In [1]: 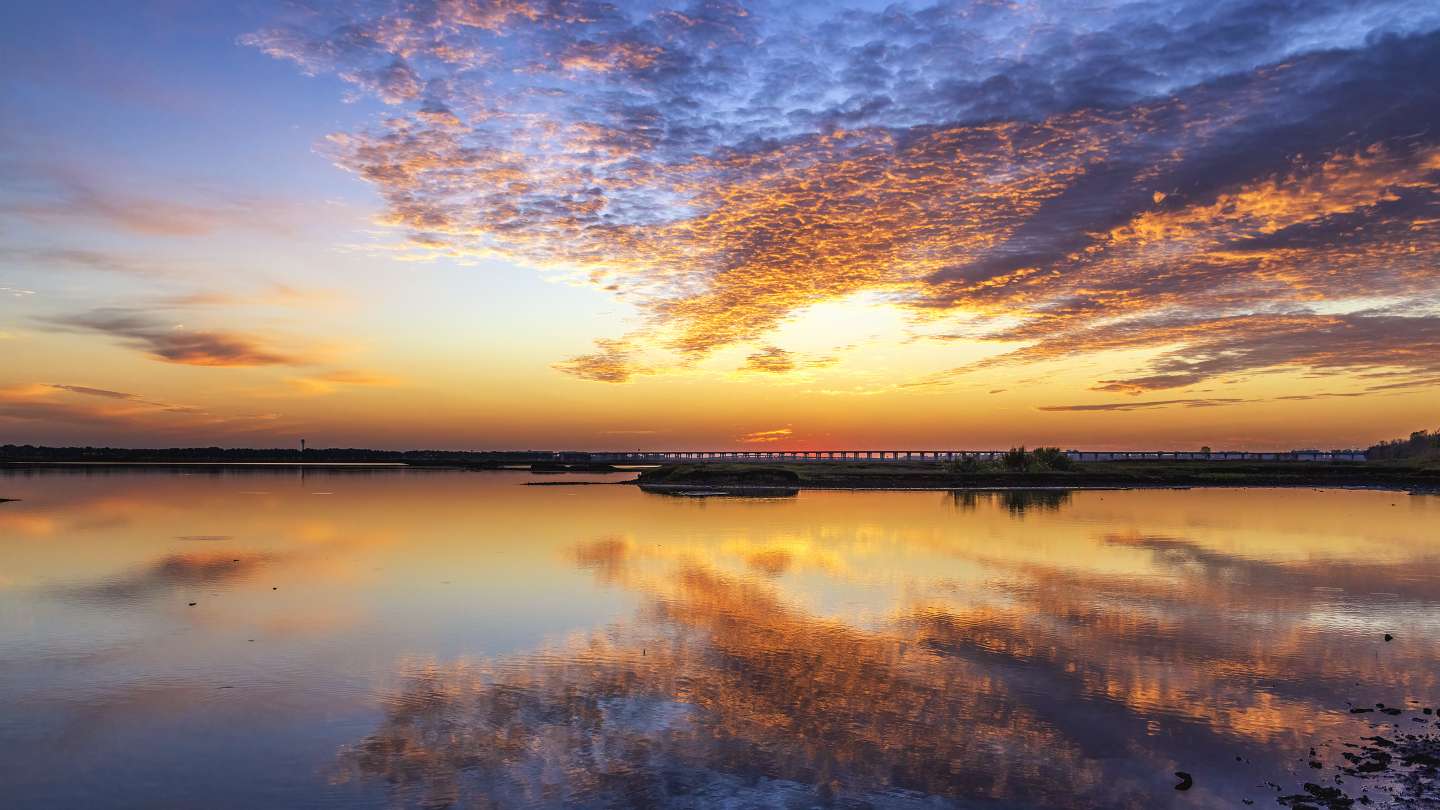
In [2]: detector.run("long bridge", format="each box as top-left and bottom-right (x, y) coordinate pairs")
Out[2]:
(570, 449), (1367, 463)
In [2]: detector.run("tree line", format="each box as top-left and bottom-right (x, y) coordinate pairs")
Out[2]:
(1366, 429), (1440, 461)
(0, 445), (552, 464)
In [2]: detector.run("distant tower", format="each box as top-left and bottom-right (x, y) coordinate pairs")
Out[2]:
(300, 438), (306, 456)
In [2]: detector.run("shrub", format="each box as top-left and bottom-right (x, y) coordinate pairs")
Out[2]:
(946, 455), (994, 474)
(1001, 446), (1029, 471)
(1032, 447), (1074, 470)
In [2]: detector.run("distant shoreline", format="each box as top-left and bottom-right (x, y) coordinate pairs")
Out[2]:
(5, 458), (1437, 494)
(631, 460), (1440, 494)
(0, 461), (410, 467)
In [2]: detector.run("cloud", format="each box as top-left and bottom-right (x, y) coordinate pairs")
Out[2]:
(740, 346), (837, 375)
(1070, 312), (1440, 393)
(738, 427), (792, 443)
(553, 338), (646, 383)
(742, 346), (794, 374)
(159, 284), (343, 309)
(0, 247), (167, 278)
(41, 308), (307, 367)
(46, 384), (141, 400)
(0, 383), (172, 429)
(0, 380), (185, 426)
(287, 370), (400, 394)
(0, 160), (303, 237)
(0, 382), (274, 436)
(0, 396), (137, 427)
(1038, 398), (1246, 413)
(249, 2), (1440, 392)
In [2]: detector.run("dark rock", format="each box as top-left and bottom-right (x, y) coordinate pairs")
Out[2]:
(1173, 771), (1193, 790)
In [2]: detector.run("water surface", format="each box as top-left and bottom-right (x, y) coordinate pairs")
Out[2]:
(2, 468), (1437, 808)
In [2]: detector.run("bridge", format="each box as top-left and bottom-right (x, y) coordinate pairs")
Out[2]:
(570, 449), (1367, 463)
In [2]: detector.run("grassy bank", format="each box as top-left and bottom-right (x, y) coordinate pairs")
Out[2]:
(635, 459), (1440, 492)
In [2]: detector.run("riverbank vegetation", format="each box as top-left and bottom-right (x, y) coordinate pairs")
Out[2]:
(1367, 428), (1440, 463)
(635, 458), (1440, 492)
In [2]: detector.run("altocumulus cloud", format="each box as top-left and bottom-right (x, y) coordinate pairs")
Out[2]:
(742, 346), (837, 375)
(248, 0), (1440, 391)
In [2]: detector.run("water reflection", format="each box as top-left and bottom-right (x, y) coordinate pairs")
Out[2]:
(2, 472), (1437, 809)
(948, 488), (1073, 515)
(56, 550), (279, 604)
(338, 520), (1440, 809)
(339, 554), (1111, 809)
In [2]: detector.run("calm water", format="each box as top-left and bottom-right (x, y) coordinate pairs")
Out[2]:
(1, 469), (1437, 809)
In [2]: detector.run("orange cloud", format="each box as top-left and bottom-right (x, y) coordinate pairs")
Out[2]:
(248, 0), (1440, 399)
(738, 427), (792, 443)
(551, 338), (646, 383)
(287, 370), (401, 395)
(43, 308), (309, 367)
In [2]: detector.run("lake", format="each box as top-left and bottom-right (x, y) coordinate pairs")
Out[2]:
(1, 468), (1437, 808)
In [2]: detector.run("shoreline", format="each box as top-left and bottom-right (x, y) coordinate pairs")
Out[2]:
(6, 459), (1437, 495)
(630, 461), (1440, 495)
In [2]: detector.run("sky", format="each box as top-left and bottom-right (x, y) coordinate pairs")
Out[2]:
(1, 0), (1437, 451)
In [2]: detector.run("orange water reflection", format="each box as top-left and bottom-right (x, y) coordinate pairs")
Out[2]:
(2, 471), (1437, 808)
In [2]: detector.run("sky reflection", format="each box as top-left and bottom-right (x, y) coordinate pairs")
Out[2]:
(1, 471), (1437, 807)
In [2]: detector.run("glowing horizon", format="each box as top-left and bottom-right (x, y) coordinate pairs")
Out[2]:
(2, 1), (1438, 451)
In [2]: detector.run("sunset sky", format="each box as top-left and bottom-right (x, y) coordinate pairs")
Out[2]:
(2, 0), (1437, 450)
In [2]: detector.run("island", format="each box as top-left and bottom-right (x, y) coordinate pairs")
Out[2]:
(633, 456), (1440, 494)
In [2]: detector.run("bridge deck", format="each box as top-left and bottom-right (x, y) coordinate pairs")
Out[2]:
(567, 450), (1366, 463)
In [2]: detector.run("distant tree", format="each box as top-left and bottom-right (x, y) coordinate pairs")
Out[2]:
(1001, 446), (1029, 471)
(1032, 447), (1073, 470)
(1366, 428), (1440, 461)
(1201, 446), (1212, 456)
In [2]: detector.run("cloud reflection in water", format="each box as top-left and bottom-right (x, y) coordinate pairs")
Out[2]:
(336, 517), (1440, 809)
